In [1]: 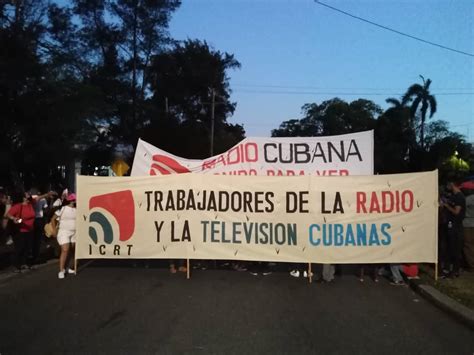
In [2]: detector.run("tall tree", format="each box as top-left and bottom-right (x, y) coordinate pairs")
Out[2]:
(146, 39), (243, 158)
(0, 0), (102, 188)
(374, 98), (412, 173)
(272, 98), (380, 137)
(72, 0), (181, 144)
(402, 75), (437, 150)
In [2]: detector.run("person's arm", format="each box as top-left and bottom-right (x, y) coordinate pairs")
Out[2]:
(33, 191), (53, 202)
(443, 203), (461, 216)
(5, 204), (20, 223)
(1, 208), (8, 229)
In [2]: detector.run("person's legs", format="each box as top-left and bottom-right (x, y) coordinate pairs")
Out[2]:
(438, 225), (448, 272)
(259, 262), (271, 275)
(59, 244), (70, 274)
(178, 259), (187, 272)
(359, 265), (365, 282)
(65, 243), (75, 272)
(12, 232), (25, 271)
(389, 264), (404, 283)
(464, 227), (474, 269)
(447, 225), (462, 275)
(372, 265), (379, 282)
(169, 260), (177, 273)
(322, 264), (335, 282)
(290, 262), (304, 277)
(249, 261), (259, 275)
(23, 232), (33, 267)
(453, 227), (464, 275)
(32, 218), (44, 264)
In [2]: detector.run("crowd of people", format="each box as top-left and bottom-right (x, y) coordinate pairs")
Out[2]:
(0, 187), (77, 279)
(0, 180), (473, 283)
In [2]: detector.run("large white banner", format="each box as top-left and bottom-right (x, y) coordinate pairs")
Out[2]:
(131, 131), (374, 177)
(76, 171), (438, 263)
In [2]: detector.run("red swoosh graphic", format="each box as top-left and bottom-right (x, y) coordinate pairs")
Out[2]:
(149, 154), (191, 175)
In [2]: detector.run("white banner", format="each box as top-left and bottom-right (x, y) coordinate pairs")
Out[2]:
(76, 171), (438, 263)
(131, 131), (374, 177)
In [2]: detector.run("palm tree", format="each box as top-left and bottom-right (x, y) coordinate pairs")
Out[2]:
(402, 75), (437, 149)
(385, 97), (404, 109)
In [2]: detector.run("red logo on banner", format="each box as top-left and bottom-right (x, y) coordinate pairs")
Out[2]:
(88, 190), (135, 244)
(149, 154), (191, 175)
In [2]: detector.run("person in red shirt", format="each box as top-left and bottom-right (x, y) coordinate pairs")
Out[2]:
(6, 190), (51, 273)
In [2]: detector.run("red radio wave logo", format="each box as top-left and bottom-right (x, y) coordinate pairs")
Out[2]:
(88, 190), (135, 244)
(149, 154), (190, 175)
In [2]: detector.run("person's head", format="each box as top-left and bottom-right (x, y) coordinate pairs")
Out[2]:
(24, 190), (33, 200)
(447, 181), (461, 193)
(0, 187), (7, 204)
(65, 193), (76, 207)
(11, 190), (26, 204)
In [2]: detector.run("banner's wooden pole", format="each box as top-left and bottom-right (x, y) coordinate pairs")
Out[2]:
(186, 259), (190, 279)
(308, 263), (312, 284)
(434, 263), (438, 282)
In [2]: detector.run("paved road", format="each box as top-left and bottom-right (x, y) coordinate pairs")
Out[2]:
(0, 262), (473, 354)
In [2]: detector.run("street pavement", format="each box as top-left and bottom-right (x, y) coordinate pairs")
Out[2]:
(0, 261), (473, 354)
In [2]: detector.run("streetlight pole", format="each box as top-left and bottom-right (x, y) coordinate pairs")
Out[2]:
(210, 88), (215, 156)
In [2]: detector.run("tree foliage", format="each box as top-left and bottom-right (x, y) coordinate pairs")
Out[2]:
(402, 75), (437, 150)
(0, 0), (245, 188)
(143, 39), (244, 158)
(272, 80), (470, 178)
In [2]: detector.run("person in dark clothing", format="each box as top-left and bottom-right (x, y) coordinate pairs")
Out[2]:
(441, 181), (466, 277)
(0, 190), (7, 244)
(438, 199), (449, 274)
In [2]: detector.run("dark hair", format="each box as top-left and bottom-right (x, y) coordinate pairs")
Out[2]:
(11, 190), (25, 204)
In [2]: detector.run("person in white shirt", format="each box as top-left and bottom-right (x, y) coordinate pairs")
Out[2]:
(56, 193), (76, 279)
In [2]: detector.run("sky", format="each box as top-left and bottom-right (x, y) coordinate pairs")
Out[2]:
(168, 0), (473, 141)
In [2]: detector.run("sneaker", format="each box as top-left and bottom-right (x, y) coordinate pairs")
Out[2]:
(390, 280), (405, 286)
(290, 270), (300, 278)
(28, 265), (37, 270)
(58, 270), (65, 279)
(6, 237), (13, 246)
(406, 276), (420, 280)
(262, 270), (272, 276)
(232, 263), (247, 272)
(67, 268), (76, 275)
(303, 271), (313, 278)
(250, 270), (259, 276)
(12, 268), (22, 274)
(192, 263), (201, 270)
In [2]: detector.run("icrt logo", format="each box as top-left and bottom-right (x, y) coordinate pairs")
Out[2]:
(88, 190), (135, 256)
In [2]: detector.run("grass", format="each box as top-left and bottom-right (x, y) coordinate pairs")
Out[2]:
(419, 264), (474, 310)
